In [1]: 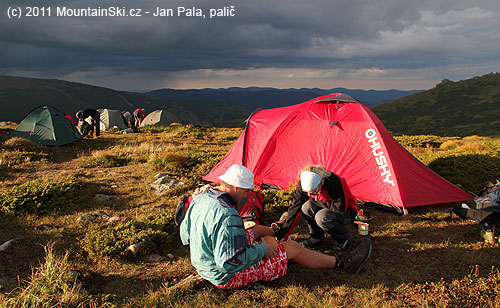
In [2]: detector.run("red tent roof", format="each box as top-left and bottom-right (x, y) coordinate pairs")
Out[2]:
(204, 93), (472, 211)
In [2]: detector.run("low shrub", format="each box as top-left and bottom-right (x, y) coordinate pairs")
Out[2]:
(428, 154), (500, 192)
(0, 150), (50, 168)
(395, 135), (452, 148)
(141, 125), (172, 134)
(3, 137), (43, 152)
(1, 137), (52, 167)
(214, 128), (242, 143)
(81, 211), (177, 258)
(0, 177), (82, 215)
(261, 185), (296, 222)
(80, 153), (130, 168)
(184, 151), (225, 176)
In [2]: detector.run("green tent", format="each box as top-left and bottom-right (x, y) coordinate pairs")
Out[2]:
(12, 105), (82, 146)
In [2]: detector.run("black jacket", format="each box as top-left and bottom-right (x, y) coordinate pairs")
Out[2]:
(276, 173), (352, 240)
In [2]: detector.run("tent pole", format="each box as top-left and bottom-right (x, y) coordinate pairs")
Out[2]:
(241, 108), (260, 166)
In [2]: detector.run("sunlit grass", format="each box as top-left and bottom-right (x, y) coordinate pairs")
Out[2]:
(0, 243), (89, 308)
(0, 126), (499, 307)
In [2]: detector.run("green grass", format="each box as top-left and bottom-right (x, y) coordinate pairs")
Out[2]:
(0, 125), (499, 307)
(80, 153), (131, 168)
(373, 73), (500, 137)
(0, 177), (82, 215)
(81, 211), (177, 259)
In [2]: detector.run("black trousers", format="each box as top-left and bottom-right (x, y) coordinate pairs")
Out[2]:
(301, 199), (352, 243)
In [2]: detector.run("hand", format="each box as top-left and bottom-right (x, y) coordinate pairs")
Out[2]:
(262, 236), (278, 259)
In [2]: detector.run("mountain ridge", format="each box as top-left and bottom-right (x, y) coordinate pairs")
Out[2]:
(147, 87), (423, 111)
(0, 75), (250, 126)
(372, 73), (500, 137)
(0, 74), (423, 127)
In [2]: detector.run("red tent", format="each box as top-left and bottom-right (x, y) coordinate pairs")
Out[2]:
(204, 93), (472, 213)
(65, 114), (76, 125)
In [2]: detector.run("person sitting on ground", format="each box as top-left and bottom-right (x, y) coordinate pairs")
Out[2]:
(274, 165), (359, 250)
(76, 109), (101, 137)
(133, 108), (145, 128)
(180, 164), (371, 289)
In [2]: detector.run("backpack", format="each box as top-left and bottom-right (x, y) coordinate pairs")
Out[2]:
(174, 195), (193, 226)
(235, 190), (265, 224)
(450, 183), (500, 242)
(174, 189), (264, 226)
(450, 184), (500, 242)
(451, 183), (500, 221)
(475, 183), (500, 209)
(450, 205), (500, 225)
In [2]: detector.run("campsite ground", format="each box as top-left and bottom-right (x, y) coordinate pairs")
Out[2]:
(0, 123), (499, 307)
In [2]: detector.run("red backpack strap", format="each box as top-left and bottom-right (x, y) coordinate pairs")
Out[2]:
(175, 194), (192, 226)
(186, 195), (193, 211)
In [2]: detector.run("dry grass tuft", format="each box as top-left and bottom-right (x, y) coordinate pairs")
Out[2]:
(440, 138), (488, 152)
(440, 139), (462, 150)
(0, 243), (88, 308)
(149, 152), (188, 170)
(463, 135), (490, 141)
(3, 137), (44, 152)
(457, 143), (487, 152)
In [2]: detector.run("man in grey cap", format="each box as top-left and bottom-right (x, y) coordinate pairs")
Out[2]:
(180, 164), (372, 289)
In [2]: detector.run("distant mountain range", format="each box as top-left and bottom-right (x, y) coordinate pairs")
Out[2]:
(0, 75), (249, 127)
(2, 73), (498, 137)
(147, 87), (422, 111)
(373, 73), (500, 137)
(0, 75), (422, 126)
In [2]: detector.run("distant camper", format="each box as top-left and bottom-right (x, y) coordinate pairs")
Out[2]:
(76, 109), (100, 137)
(122, 110), (138, 132)
(133, 108), (146, 127)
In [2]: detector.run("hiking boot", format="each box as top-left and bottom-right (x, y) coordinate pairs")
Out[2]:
(270, 222), (283, 237)
(331, 238), (350, 251)
(302, 236), (324, 248)
(335, 238), (372, 274)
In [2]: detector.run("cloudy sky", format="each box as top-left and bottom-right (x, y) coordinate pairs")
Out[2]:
(1, 0), (499, 91)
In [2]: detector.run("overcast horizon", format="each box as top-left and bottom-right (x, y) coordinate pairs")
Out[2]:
(1, 0), (499, 92)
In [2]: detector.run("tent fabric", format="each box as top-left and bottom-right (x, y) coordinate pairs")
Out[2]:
(140, 109), (180, 127)
(97, 109), (128, 130)
(204, 93), (473, 212)
(12, 105), (82, 146)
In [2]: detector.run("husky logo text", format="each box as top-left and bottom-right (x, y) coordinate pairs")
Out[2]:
(365, 129), (395, 186)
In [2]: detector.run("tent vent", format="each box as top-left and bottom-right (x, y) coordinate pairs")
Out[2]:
(329, 121), (338, 128)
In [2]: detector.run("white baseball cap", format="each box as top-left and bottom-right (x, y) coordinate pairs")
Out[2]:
(219, 164), (255, 189)
(300, 171), (322, 191)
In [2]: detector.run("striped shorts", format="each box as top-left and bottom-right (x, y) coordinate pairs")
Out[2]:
(217, 229), (288, 289)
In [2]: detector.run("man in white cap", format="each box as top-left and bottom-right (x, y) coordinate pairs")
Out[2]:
(274, 165), (359, 250)
(180, 164), (371, 289)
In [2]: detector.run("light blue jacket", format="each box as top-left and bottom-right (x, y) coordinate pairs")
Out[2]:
(180, 188), (267, 286)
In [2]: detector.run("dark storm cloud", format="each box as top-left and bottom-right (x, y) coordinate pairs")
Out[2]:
(0, 0), (499, 89)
